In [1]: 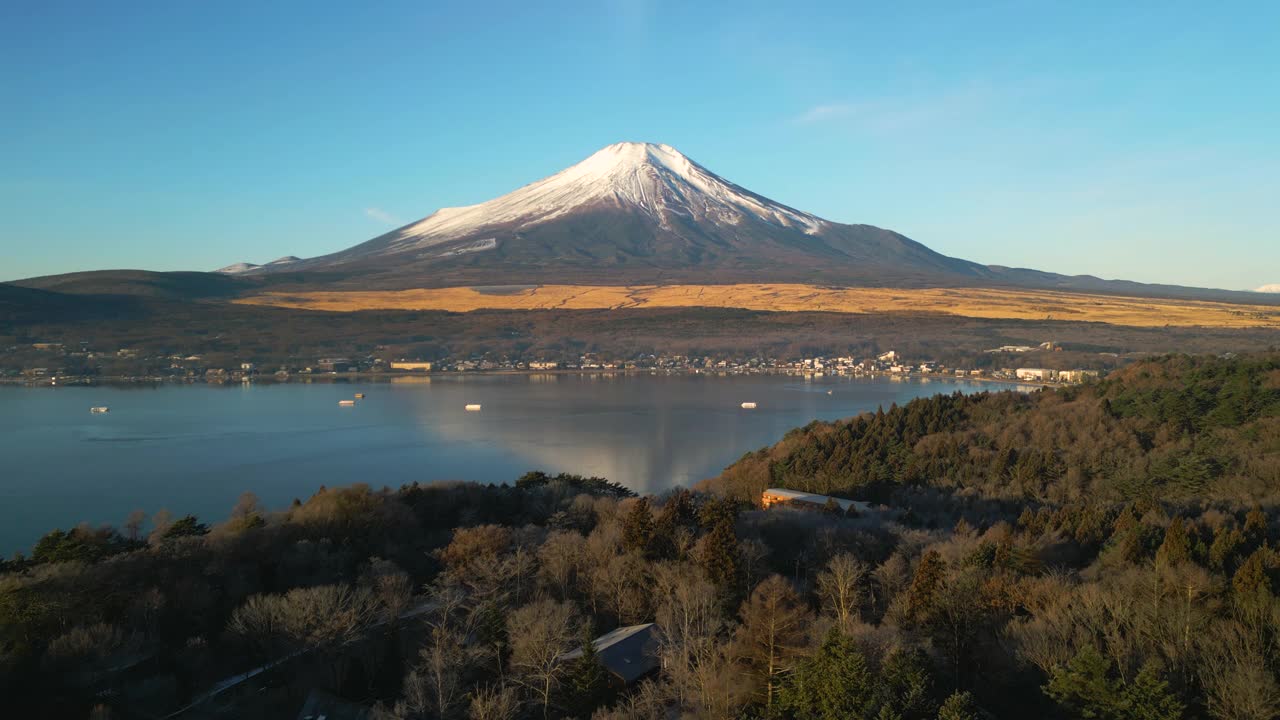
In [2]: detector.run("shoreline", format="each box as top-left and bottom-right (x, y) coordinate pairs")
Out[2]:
(0, 368), (1058, 389)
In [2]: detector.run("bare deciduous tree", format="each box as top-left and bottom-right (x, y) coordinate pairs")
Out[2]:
(653, 562), (724, 709)
(538, 530), (586, 600)
(815, 552), (868, 630)
(507, 599), (579, 719)
(467, 683), (521, 720)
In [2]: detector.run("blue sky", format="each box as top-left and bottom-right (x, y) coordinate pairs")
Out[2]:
(2, 1), (1277, 290)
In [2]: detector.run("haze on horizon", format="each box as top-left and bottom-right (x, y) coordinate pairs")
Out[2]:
(2, 1), (1277, 291)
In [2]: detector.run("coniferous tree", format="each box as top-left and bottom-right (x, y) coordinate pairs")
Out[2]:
(622, 497), (655, 555)
(562, 625), (611, 717)
(1232, 549), (1271, 599)
(906, 550), (946, 625)
(1121, 663), (1184, 720)
(1045, 645), (1124, 719)
(937, 691), (979, 720)
(1156, 517), (1190, 566)
(700, 517), (741, 594)
(778, 630), (875, 720)
(1208, 526), (1244, 571)
(875, 647), (937, 720)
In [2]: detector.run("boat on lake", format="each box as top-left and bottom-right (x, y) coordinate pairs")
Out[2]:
(354, 393), (365, 399)
(338, 400), (356, 406)
(90, 406), (110, 414)
(465, 404), (482, 411)
(741, 402), (757, 409)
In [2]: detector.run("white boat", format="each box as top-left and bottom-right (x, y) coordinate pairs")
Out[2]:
(338, 400), (356, 406)
(827, 390), (834, 395)
(354, 393), (365, 399)
(464, 404), (482, 411)
(741, 402), (757, 409)
(90, 406), (110, 414)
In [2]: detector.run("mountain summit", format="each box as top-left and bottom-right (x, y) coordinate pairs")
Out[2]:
(378, 142), (825, 253)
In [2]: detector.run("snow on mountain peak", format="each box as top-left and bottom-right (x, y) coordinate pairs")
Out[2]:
(381, 142), (825, 254)
(1256, 283), (1280, 293)
(216, 262), (259, 274)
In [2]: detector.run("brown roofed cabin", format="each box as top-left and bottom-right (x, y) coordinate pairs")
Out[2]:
(559, 623), (661, 686)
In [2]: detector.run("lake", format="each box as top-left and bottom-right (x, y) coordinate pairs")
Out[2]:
(0, 373), (1016, 555)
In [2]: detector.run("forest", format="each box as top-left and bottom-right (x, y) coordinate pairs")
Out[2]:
(1, 352), (1278, 719)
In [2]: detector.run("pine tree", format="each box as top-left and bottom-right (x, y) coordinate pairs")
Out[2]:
(1232, 549), (1271, 598)
(1244, 506), (1268, 547)
(906, 550), (946, 625)
(1045, 644), (1124, 719)
(937, 691), (979, 720)
(562, 625), (612, 716)
(1208, 526), (1244, 571)
(1156, 517), (1190, 566)
(622, 497), (655, 555)
(779, 630), (875, 720)
(1120, 663), (1184, 720)
(700, 517), (741, 593)
(875, 647), (936, 720)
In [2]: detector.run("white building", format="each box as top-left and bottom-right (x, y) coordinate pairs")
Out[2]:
(1016, 368), (1056, 381)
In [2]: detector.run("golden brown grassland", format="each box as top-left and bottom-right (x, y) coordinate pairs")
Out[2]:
(235, 284), (1280, 329)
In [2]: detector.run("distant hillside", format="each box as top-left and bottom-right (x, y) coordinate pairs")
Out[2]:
(709, 353), (1280, 506)
(0, 284), (146, 326)
(9, 270), (252, 300)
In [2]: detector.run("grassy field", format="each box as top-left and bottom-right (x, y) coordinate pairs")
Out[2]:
(235, 283), (1280, 329)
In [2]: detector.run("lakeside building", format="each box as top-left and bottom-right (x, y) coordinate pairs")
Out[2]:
(390, 360), (433, 371)
(558, 623), (661, 687)
(1016, 368), (1056, 381)
(761, 488), (871, 514)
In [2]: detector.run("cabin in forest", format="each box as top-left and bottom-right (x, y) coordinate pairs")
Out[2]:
(559, 623), (661, 686)
(761, 488), (871, 515)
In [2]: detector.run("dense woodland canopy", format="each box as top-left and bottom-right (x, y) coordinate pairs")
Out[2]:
(1, 353), (1279, 719)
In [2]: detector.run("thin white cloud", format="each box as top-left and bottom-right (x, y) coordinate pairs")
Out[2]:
(364, 207), (403, 225)
(793, 84), (997, 132)
(795, 103), (859, 125)
(1255, 283), (1280, 293)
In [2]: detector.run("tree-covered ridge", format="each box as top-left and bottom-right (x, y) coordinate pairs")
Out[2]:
(713, 353), (1280, 507)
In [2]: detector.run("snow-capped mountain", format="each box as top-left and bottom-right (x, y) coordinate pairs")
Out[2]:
(378, 142), (825, 253)
(215, 142), (1275, 304)
(1256, 284), (1280, 293)
(238, 141), (985, 288)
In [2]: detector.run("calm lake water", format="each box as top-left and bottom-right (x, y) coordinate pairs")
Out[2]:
(0, 374), (1014, 555)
